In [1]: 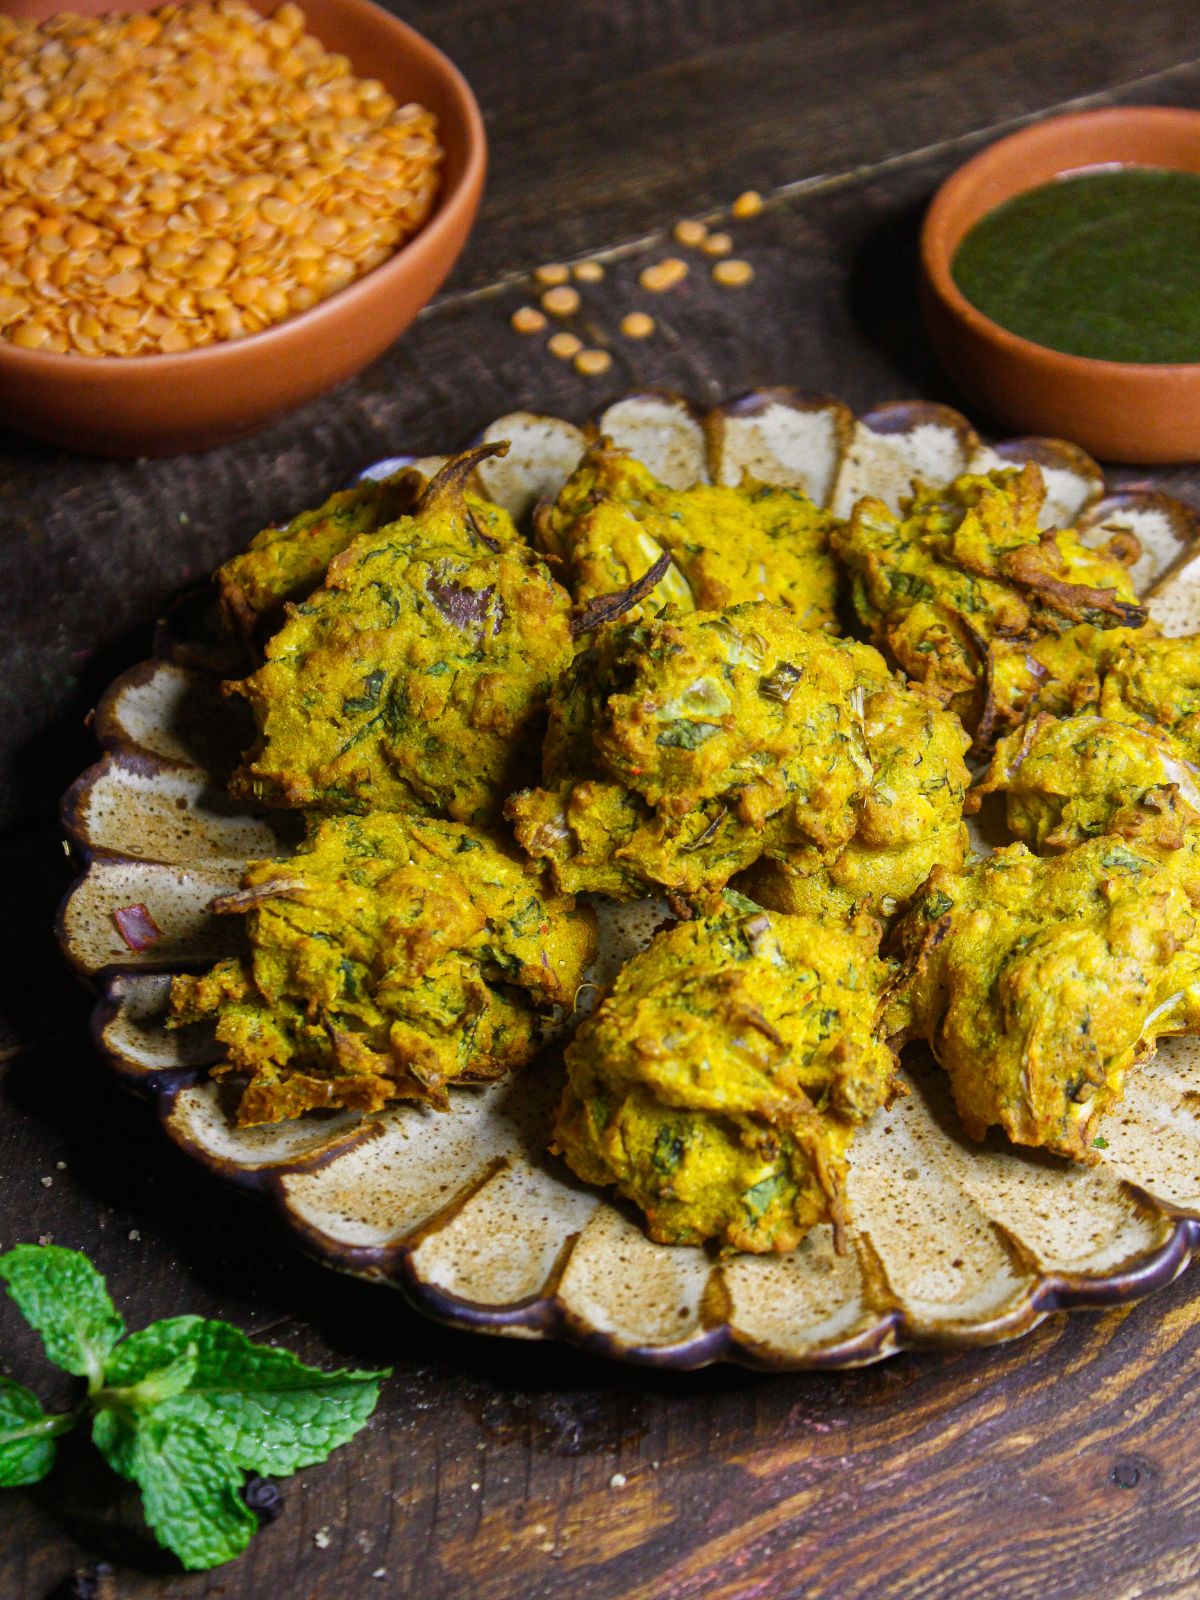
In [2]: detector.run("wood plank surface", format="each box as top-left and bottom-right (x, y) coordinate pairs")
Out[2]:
(4, 2), (1200, 1596)
(5, 0), (1200, 834)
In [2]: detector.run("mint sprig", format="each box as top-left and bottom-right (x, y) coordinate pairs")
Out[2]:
(0, 1245), (388, 1570)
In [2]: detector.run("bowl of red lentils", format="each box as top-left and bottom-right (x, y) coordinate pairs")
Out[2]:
(0, 0), (485, 454)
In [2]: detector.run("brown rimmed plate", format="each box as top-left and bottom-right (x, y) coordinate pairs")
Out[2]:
(56, 387), (1200, 1370)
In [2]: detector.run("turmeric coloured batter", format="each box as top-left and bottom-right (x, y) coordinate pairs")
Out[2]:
(742, 677), (970, 921)
(169, 811), (596, 1125)
(970, 634), (1200, 852)
(889, 834), (1200, 1159)
(534, 442), (840, 630)
(227, 449), (574, 825)
(556, 898), (897, 1251)
(970, 711), (1200, 852)
(1099, 633), (1200, 760)
(215, 472), (419, 637)
(832, 463), (1147, 743)
(508, 602), (892, 903)
(214, 454), (525, 638)
(988, 621), (1150, 732)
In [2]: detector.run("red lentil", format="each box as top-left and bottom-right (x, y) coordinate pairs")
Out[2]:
(0, 1), (442, 357)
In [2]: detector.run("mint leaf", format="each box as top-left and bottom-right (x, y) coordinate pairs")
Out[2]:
(104, 1317), (387, 1474)
(0, 1376), (71, 1487)
(0, 1246), (389, 1571)
(99, 1316), (204, 1388)
(94, 1410), (257, 1571)
(106, 1340), (200, 1412)
(0, 1246), (124, 1386)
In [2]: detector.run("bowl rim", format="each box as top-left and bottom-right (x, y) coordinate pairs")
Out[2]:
(0, 0), (486, 372)
(921, 104), (1200, 380)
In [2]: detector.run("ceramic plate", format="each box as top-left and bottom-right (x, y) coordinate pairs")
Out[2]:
(57, 388), (1200, 1369)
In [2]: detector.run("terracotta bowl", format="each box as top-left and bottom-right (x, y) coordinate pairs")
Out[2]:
(921, 107), (1200, 464)
(0, 0), (486, 456)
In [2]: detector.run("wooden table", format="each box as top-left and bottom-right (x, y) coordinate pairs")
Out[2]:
(5, 2), (1200, 1594)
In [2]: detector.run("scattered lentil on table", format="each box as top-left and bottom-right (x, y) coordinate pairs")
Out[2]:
(639, 257), (689, 292)
(541, 284), (581, 317)
(573, 347), (611, 375)
(713, 258), (754, 287)
(0, 0), (442, 357)
(510, 305), (546, 334)
(507, 192), (761, 365)
(673, 218), (707, 247)
(620, 310), (655, 339)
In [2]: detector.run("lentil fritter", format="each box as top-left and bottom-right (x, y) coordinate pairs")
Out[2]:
(1099, 633), (1200, 760)
(168, 810), (596, 1124)
(215, 448), (522, 636)
(556, 899), (896, 1252)
(507, 602), (890, 903)
(741, 677), (970, 921)
(228, 448), (573, 824)
(969, 634), (1200, 853)
(889, 835), (1200, 1159)
(216, 472), (419, 637)
(987, 620), (1150, 730)
(970, 711), (1200, 853)
(535, 442), (839, 630)
(832, 463), (1147, 744)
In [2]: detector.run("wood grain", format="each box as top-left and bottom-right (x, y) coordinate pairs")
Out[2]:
(401, 0), (1200, 285)
(5, 2), (1200, 1596)
(4, 0), (1200, 834)
(5, 899), (1200, 1600)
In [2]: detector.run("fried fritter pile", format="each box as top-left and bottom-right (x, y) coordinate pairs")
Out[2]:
(832, 464), (1147, 744)
(535, 442), (839, 630)
(556, 898), (896, 1251)
(859, 521), (1200, 1165)
(169, 811), (596, 1125)
(889, 835), (1200, 1159)
(181, 425), (1200, 1244)
(508, 602), (891, 902)
(227, 450), (574, 825)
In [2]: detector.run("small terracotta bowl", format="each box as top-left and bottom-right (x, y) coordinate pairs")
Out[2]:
(0, 0), (485, 456)
(921, 107), (1200, 464)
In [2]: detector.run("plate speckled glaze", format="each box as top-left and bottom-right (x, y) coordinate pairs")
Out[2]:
(57, 389), (1200, 1370)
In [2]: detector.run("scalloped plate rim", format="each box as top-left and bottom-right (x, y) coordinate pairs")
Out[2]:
(55, 384), (1200, 1372)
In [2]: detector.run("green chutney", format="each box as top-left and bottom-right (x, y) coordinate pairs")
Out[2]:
(951, 166), (1200, 364)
